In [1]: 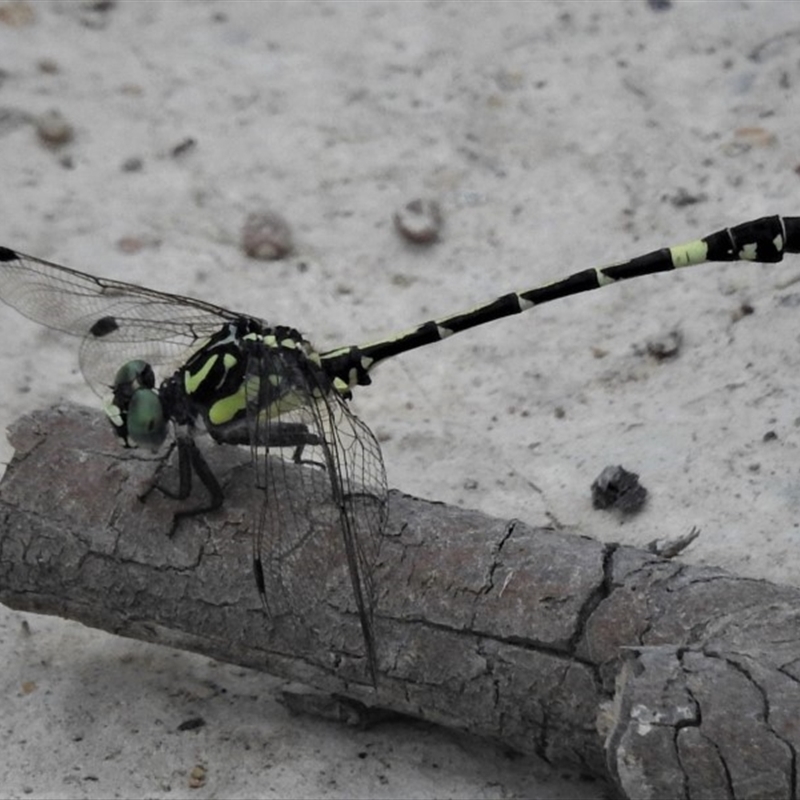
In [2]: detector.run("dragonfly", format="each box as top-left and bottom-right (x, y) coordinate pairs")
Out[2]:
(0, 213), (798, 685)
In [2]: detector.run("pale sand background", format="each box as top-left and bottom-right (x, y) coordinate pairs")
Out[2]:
(1, 1), (799, 797)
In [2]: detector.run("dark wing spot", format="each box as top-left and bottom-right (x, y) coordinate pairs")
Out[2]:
(90, 316), (119, 337)
(0, 247), (18, 262)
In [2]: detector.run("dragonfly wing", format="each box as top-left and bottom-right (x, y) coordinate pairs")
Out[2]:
(77, 315), (224, 397)
(0, 247), (254, 395)
(244, 344), (387, 682)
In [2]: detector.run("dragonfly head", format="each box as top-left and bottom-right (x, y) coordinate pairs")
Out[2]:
(105, 359), (167, 450)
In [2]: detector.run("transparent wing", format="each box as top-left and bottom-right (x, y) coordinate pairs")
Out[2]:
(244, 345), (387, 683)
(0, 247), (252, 394)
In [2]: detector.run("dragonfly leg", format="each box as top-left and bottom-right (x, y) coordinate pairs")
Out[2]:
(210, 417), (327, 469)
(209, 418), (321, 448)
(169, 437), (225, 533)
(142, 435), (225, 535)
(291, 443), (327, 471)
(151, 436), (193, 502)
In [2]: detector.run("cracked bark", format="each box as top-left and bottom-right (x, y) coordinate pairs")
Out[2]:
(2, 404), (800, 800)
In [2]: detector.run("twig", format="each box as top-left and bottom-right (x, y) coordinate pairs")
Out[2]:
(1, 404), (798, 798)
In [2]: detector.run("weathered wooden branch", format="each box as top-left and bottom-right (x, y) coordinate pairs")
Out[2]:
(1, 404), (799, 799)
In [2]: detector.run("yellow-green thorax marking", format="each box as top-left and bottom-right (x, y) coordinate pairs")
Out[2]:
(175, 320), (333, 433)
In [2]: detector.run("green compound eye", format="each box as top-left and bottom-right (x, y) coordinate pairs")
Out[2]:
(126, 388), (167, 449)
(113, 359), (155, 392)
(106, 360), (163, 448)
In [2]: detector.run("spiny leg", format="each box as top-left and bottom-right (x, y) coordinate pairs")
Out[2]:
(143, 435), (225, 535)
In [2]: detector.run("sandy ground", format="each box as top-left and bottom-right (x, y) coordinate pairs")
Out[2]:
(1, 1), (799, 797)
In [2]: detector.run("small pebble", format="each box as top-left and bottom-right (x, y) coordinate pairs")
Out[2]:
(665, 187), (706, 208)
(734, 126), (777, 148)
(35, 109), (74, 148)
(171, 136), (196, 158)
(121, 156), (143, 172)
(242, 210), (293, 260)
(645, 329), (682, 361)
(591, 464), (648, 514)
(724, 126), (777, 157)
(731, 302), (754, 322)
(177, 716), (206, 732)
(116, 235), (159, 254)
(77, 0), (116, 29)
(393, 198), (443, 244)
(0, 1), (36, 26)
(37, 58), (59, 74)
(117, 237), (145, 254)
(188, 765), (206, 789)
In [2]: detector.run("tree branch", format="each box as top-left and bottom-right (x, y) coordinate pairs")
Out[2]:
(1, 404), (799, 798)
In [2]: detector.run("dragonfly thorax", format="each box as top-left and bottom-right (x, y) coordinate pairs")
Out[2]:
(105, 317), (332, 450)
